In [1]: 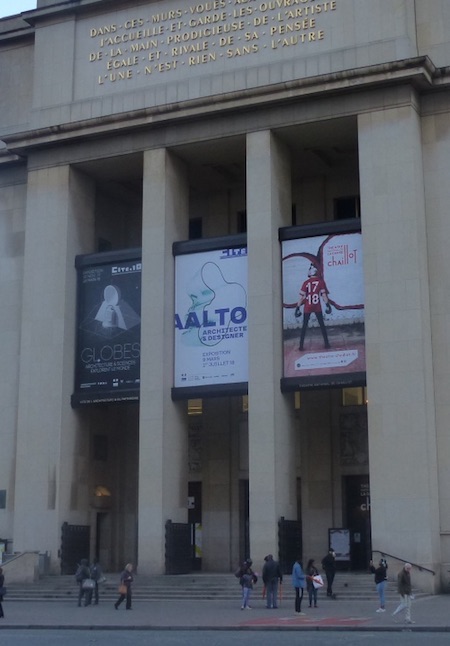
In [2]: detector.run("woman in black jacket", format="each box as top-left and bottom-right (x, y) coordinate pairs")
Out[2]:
(369, 558), (388, 612)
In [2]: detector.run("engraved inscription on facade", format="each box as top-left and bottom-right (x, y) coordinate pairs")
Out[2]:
(87, 0), (338, 85)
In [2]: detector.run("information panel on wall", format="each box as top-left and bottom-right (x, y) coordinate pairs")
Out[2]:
(280, 220), (365, 391)
(172, 235), (248, 399)
(72, 249), (142, 406)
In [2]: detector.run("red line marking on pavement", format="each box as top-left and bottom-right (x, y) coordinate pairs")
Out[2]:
(241, 616), (372, 627)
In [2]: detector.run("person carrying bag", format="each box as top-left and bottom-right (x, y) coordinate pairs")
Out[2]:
(114, 563), (134, 610)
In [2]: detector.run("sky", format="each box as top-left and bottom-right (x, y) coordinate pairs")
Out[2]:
(0, 1), (37, 18)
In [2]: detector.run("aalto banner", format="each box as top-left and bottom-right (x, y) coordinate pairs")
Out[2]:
(173, 243), (248, 395)
(280, 221), (365, 390)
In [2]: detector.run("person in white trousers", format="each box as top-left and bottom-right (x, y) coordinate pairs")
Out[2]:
(392, 563), (414, 624)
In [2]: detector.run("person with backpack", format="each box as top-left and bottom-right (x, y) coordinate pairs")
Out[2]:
(75, 558), (91, 607)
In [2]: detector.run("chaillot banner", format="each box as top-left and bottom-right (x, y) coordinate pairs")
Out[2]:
(173, 239), (248, 397)
(280, 221), (365, 391)
(72, 249), (142, 406)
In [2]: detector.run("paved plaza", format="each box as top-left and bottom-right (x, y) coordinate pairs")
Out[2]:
(1, 593), (449, 632)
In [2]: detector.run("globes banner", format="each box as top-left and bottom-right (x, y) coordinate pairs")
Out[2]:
(280, 221), (365, 390)
(72, 249), (142, 406)
(173, 243), (248, 396)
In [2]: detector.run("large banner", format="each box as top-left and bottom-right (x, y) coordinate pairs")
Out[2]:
(72, 250), (141, 406)
(281, 222), (365, 390)
(173, 242), (248, 397)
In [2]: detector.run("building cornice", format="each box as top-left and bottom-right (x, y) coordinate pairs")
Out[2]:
(1, 56), (444, 155)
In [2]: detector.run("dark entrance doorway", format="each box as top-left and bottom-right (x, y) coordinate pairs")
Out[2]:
(278, 518), (302, 574)
(60, 522), (90, 575)
(188, 481), (202, 571)
(343, 475), (371, 570)
(165, 520), (191, 574)
(239, 479), (249, 563)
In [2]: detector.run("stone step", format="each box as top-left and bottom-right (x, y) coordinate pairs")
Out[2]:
(2, 572), (428, 602)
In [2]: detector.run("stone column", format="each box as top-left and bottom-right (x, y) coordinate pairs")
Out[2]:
(139, 148), (189, 574)
(200, 397), (233, 571)
(246, 130), (297, 563)
(13, 165), (95, 568)
(422, 100), (450, 587)
(358, 100), (440, 588)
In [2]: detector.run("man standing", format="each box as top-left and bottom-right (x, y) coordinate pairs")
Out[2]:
(262, 554), (283, 609)
(392, 563), (414, 624)
(321, 549), (336, 598)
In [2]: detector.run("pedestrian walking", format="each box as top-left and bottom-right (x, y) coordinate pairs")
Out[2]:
(369, 557), (388, 612)
(392, 562), (414, 624)
(75, 558), (92, 607)
(292, 557), (306, 614)
(321, 549), (336, 598)
(306, 558), (321, 608)
(114, 563), (134, 610)
(0, 567), (5, 618)
(262, 554), (283, 609)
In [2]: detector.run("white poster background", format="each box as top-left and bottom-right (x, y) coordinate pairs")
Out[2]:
(282, 232), (364, 328)
(282, 231), (365, 380)
(174, 248), (248, 388)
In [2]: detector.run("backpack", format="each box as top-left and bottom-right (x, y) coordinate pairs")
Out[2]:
(75, 566), (84, 583)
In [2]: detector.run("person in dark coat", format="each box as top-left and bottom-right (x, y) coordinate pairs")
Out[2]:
(262, 554), (283, 609)
(90, 557), (104, 605)
(392, 563), (414, 624)
(114, 563), (134, 610)
(75, 558), (91, 607)
(321, 549), (336, 597)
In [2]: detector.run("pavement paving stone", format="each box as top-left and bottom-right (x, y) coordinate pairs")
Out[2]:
(0, 594), (449, 632)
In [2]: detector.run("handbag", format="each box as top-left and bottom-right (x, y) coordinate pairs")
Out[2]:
(118, 583), (127, 595)
(312, 574), (324, 589)
(81, 578), (96, 590)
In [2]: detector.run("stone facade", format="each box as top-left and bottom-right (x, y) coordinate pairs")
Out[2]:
(1, 0), (450, 592)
